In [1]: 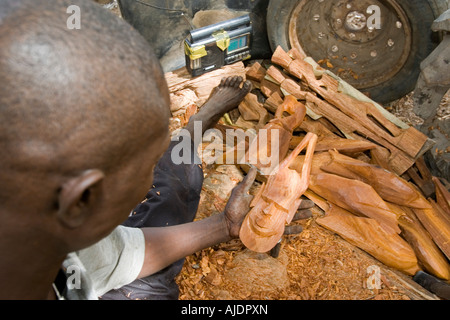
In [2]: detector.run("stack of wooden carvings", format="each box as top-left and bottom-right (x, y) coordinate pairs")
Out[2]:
(258, 46), (450, 281)
(164, 46), (450, 282)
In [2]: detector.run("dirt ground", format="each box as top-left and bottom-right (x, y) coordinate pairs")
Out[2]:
(102, 0), (448, 300)
(387, 90), (450, 129)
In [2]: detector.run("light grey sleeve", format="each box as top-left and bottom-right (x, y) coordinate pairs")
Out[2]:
(75, 226), (145, 297)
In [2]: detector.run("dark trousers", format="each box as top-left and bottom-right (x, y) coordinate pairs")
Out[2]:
(100, 136), (203, 300)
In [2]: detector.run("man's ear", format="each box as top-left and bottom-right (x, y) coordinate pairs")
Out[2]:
(57, 169), (105, 229)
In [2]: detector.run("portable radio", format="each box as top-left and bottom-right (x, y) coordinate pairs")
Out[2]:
(184, 14), (252, 77)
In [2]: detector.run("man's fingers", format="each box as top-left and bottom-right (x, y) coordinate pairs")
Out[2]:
(284, 225), (303, 235)
(226, 167), (257, 212)
(298, 199), (315, 209)
(292, 209), (313, 221)
(239, 166), (257, 193)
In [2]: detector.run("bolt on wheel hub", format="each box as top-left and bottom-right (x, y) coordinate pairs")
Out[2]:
(345, 11), (367, 31)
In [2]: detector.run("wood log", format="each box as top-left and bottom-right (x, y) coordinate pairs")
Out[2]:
(303, 189), (330, 212)
(370, 146), (393, 172)
(280, 79), (307, 100)
(265, 65), (287, 84)
(290, 151), (331, 177)
(288, 47), (307, 61)
(238, 97), (260, 122)
(303, 92), (417, 174)
(316, 205), (420, 276)
(429, 198), (450, 225)
(232, 116), (258, 130)
(316, 75), (425, 158)
(316, 117), (346, 137)
(245, 93), (271, 129)
(266, 66), (307, 100)
(260, 78), (283, 98)
(297, 116), (336, 138)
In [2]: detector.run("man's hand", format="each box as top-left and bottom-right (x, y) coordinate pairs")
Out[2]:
(139, 169), (256, 278)
(283, 199), (315, 235)
(223, 167), (258, 238)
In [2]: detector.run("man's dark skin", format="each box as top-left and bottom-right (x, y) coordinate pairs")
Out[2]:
(0, 0), (313, 299)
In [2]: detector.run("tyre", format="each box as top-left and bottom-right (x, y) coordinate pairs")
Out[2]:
(267, 0), (443, 104)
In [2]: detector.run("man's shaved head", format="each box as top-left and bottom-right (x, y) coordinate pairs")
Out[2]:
(0, 0), (170, 205)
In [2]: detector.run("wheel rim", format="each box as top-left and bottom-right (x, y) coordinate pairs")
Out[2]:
(288, 0), (412, 90)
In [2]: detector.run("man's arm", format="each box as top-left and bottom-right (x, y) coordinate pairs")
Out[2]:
(137, 167), (257, 279)
(137, 212), (230, 278)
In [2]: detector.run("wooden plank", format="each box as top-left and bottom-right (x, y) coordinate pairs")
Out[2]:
(271, 46), (429, 175)
(165, 62), (246, 113)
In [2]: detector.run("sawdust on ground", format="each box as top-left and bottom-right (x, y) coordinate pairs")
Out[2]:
(385, 90), (449, 128)
(176, 178), (416, 301)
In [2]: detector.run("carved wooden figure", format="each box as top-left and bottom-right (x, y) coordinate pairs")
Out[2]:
(239, 132), (318, 253)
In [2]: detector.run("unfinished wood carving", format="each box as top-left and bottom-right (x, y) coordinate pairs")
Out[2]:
(316, 205), (420, 276)
(309, 172), (401, 235)
(397, 205), (450, 280)
(271, 46), (429, 175)
(320, 150), (431, 209)
(240, 95), (306, 177)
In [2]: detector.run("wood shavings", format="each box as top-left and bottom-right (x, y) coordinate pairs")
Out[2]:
(176, 207), (424, 300)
